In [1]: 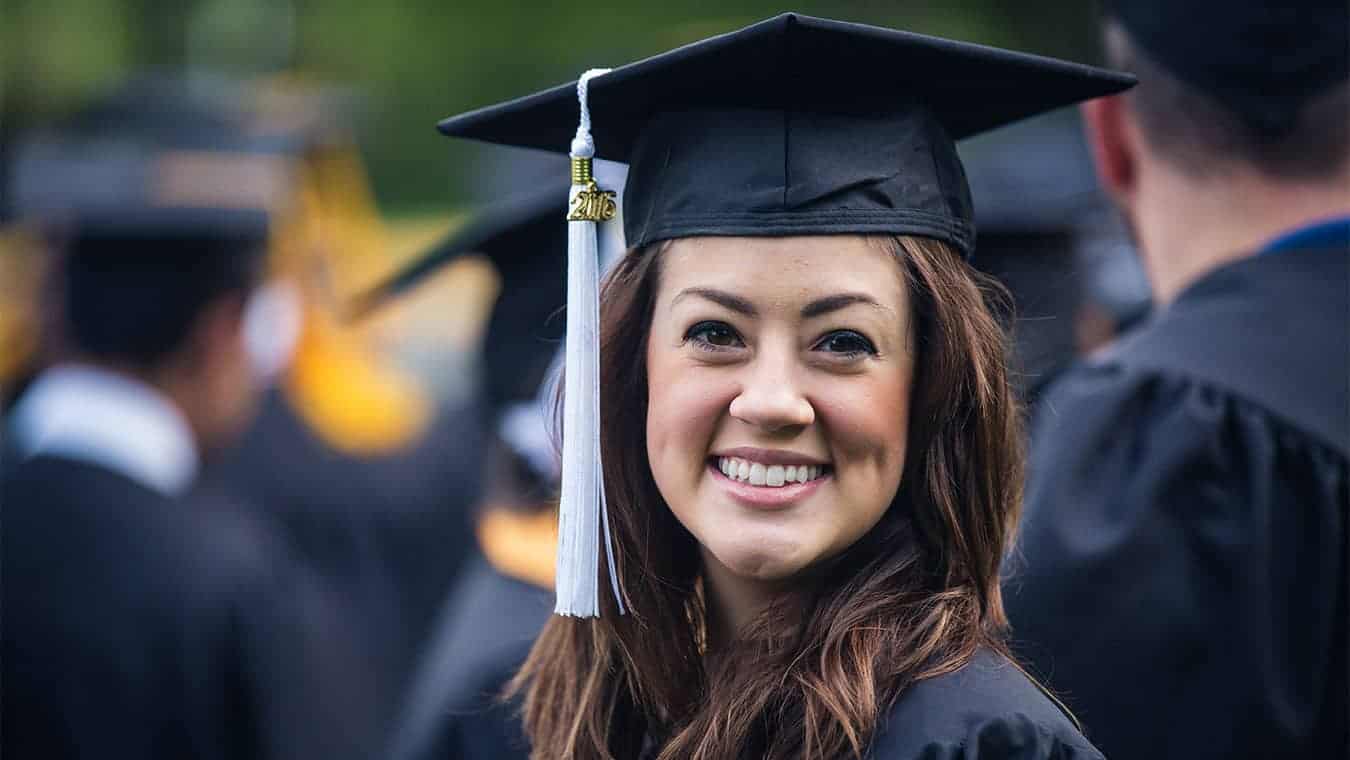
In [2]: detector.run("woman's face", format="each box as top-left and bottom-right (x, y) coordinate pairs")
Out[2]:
(645, 236), (914, 586)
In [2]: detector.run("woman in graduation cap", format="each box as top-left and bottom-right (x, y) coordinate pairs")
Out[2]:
(430, 14), (1132, 760)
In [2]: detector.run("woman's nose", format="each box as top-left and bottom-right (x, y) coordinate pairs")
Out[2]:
(728, 350), (815, 433)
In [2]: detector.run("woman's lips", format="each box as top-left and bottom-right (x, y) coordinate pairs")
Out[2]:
(706, 460), (829, 509)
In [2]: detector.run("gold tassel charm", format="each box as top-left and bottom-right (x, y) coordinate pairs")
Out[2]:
(566, 156), (617, 222)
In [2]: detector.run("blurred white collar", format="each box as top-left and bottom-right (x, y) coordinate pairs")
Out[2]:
(10, 364), (199, 497)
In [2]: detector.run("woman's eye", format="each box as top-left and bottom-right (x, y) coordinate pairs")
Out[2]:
(814, 330), (877, 357)
(685, 321), (744, 350)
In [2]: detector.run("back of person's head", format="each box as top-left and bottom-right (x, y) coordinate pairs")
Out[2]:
(57, 219), (270, 453)
(1101, 0), (1349, 180)
(11, 75), (288, 372)
(63, 226), (266, 371)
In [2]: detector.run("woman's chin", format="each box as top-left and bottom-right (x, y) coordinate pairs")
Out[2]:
(707, 538), (814, 583)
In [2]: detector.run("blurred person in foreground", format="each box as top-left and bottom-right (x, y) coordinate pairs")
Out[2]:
(1004, 1), (1349, 758)
(1, 87), (379, 760)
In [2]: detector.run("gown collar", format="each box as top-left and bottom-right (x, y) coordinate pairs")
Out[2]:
(10, 363), (200, 497)
(1259, 215), (1350, 256)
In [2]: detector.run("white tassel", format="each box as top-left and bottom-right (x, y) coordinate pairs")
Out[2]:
(555, 68), (625, 618)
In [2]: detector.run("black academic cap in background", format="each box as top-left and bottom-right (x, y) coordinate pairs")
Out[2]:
(349, 186), (570, 415)
(437, 12), (1134, 257)
(56, 76), (242, 143)
(959, 112), (1102, 237)
(8, 76), (292, 246)
(1102, 0), (1349, 137)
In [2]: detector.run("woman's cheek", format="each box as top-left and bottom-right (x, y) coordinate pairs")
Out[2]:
(646, 359), (730, 495)
(815, 375), (910, 501)
(652, 375), (729, 453)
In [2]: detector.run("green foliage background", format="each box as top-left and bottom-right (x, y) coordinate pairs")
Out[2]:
(2, 0), (1103, 213)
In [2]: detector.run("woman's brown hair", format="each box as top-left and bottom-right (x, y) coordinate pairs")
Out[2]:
(509, 235), (1024, 760)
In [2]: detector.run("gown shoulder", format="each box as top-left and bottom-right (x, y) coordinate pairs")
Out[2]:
(1005, 247), (1349, 758)
(868, 649), (1102, 760)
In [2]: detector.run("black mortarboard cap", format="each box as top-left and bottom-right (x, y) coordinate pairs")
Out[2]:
(9, 75), (292, 244)
(960, 112), (1102, 236)
(349, 186), (570, 414)
(436, 12), (1134, 257)
(957, 114), (1103, 397)
(8, 77), (294, 367)
(1103, 0), (1349, 137)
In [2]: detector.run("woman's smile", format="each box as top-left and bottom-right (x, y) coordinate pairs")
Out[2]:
(706, 447), (832, 508)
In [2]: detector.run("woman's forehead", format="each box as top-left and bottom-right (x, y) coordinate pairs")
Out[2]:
(657, 235), (908, 311)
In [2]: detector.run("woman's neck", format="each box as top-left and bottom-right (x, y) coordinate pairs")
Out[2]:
(700, 549), (791, 649)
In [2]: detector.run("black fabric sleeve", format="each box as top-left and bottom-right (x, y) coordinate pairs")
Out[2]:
(1004, 365), (1348, 759)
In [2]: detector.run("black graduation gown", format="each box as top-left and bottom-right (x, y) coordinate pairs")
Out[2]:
(1004, 244), (1349, 759)
(204, 388), (485, 714)
(396, 553), (552, 760)
(868, 649), (1102, 759)
(629, 648), (1098, 759)
(420, 633), (1095, 760)
(1, 455), (381, 760)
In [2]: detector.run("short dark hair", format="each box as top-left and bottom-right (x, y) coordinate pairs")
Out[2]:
(63, 231), (265, 369)
(1105, 21), (1350, 180)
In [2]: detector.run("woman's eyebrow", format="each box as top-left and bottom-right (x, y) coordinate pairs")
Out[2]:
(801, 293), (892, 319)
(672, 288), (894, 320)
(672, 287), (758, 317)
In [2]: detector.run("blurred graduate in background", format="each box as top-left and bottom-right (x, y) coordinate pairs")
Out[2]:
(349, 158), (628, 760)
(959, 111), (1148, 410)
(195, 79), (487, 727)
(1, 76), (381, 759)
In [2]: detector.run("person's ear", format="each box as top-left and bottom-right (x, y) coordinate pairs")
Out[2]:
(1081, 96), (1138, 207)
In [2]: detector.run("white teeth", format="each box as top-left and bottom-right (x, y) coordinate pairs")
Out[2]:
(716, 457), (827, 487)
(748, 463), (766, 486)
(766, 465), (785, 486)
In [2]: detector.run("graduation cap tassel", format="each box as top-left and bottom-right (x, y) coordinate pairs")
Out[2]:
(556, 68), (624, 618)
